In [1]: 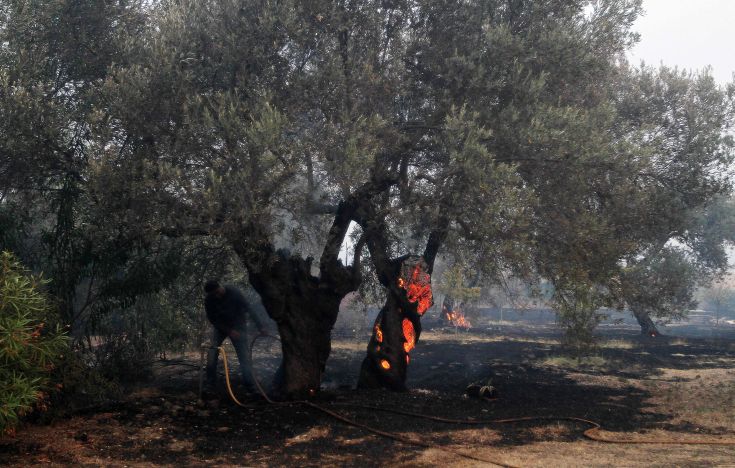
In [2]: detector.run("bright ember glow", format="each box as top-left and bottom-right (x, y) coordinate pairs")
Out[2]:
(402, 318), (415, 353)
(380, 359), (391, 370)
(398, 265), (433, 316)
(375, 324), (383, 343)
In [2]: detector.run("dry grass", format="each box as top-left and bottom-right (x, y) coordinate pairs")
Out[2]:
(418, 330), (560, 346)
(641, 368), (735, 429)
(330, 340), (368, 352)
(600, 339), (637, 349)
(538, 354), (610, 369)
(668, 337), (690, 346)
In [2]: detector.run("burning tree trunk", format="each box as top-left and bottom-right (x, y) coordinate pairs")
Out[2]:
(632, 308), (660, 337)
(358, 256), (433, 390)
(354, 191), (448, 390)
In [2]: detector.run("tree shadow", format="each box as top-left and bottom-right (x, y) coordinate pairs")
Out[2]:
(9, 327), (734, 466)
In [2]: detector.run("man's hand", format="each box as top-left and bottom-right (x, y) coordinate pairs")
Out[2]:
(229, 330), (241, 340)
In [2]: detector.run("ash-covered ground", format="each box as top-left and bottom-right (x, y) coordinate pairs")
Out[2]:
(3, 315), (735, 467)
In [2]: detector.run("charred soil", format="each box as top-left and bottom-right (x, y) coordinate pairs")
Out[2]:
(3, 322), (735, 466)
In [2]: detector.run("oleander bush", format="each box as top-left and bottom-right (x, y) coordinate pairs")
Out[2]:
(0, 251), (68, 435)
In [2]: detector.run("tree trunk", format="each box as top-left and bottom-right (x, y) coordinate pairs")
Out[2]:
(441, 295), (454, 324)
(352, 177), (447, 391)
(632, 308), (660, 336)
(358, 255), (432, 390)
(239, 249), (360, 399)
(249, 254), (343, 398)
(231, 202), (362, 399)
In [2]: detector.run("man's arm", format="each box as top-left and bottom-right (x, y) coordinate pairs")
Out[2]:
(249, 307), (267, 334)
(235, 290), (267, 333)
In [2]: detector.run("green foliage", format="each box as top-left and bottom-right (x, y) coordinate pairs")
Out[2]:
(622, 247), (700, 321)
(2, 0), (734, 381)
(41, 350), (122, 420)
(0, 199), (30, 259)
(554, 282), (609, 357)
(699, 275), (735, 322)
(437, 264), (482, 304)
(0, 251), (68, 434)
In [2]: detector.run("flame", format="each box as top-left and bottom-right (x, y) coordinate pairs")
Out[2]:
(375, 324), (383, 343)
(380, 359), (391, 370)
(402, 318), (415, 353)
(398, 265), (433, 316)
(446, 309), (472, 328)
(406, 355), (410, 364)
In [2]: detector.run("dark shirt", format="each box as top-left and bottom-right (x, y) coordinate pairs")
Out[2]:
(205, 285), (264, 335)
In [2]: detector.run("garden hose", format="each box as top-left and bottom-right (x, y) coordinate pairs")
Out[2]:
(218, 337), (519, 467)
(216, 335), (735, 468)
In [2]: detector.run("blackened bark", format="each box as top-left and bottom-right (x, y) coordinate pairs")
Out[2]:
(632, 308), (660, 336)
(441, 295), (454, 323)
(423, 215), (449, 274)
(357, 255), (430, 390)
(231, 202), (360, 399)
(358, 293), (412, 391)
(355, 195), (446, 391)
(249, 253), (347, 399)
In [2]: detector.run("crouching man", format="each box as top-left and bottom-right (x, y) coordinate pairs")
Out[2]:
(204, 280), (266, 395)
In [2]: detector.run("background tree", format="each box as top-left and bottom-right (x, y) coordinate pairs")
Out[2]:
(611, 64), (735, 335)
(700, 273), (735, 327)
(620, 196), (735, 336)
(436, 263), (482, 327)
(0, 0), (149, 333)
(620, 248), (698, 336)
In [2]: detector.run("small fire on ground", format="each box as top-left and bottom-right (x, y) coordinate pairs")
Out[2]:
(442, 304), (472, 329)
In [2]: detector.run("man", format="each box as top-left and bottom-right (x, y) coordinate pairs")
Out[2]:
(204, 279), (266, 395)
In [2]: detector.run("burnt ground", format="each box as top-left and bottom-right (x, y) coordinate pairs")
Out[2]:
(2, 320), (735, 467)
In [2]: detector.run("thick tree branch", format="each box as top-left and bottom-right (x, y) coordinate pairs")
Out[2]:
(319, 200), (355, 273)
(423, 215), (450, 274)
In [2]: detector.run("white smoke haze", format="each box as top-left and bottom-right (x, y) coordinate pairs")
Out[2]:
(629, 0), (735, 85)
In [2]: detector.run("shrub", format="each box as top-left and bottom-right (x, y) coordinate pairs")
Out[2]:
(0, 251), (68, 435)
(554, 283), (606, 358)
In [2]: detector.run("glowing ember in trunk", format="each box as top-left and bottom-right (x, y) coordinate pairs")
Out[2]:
(380, 359), (391, 370)
(396, 260), (432, 364)
(375, 324), (384, 343)
(402, 318), (415, 353)
(398, 265), (433, 316)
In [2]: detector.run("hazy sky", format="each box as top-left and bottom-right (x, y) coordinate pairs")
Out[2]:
(628, 0), (735, 85)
